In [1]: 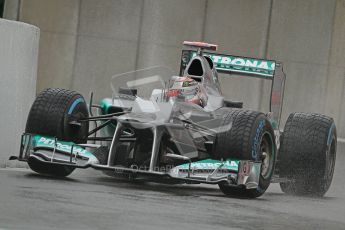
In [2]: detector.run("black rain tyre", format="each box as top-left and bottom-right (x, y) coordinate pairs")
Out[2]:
(215, 109), (277, 198)
(25, 88), (89, 177)
(278, 113), (337, 197)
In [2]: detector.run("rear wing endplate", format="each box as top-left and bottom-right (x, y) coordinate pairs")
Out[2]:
(179, 50), (286, 127)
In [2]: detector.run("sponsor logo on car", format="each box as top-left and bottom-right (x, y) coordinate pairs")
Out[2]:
(188, 51), (275, 77)
(35, 136), (90, 156)
(176, 159), (239, 171)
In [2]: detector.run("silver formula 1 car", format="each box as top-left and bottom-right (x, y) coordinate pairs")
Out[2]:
(11, 41), (337, 198)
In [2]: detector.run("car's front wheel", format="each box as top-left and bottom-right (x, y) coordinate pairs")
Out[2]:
(25, 88), (89, 177)
(215, 109), (276, 198)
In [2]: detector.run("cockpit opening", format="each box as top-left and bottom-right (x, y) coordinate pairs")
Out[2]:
(187, 59), (204, 77)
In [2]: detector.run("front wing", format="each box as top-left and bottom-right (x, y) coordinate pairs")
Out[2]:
(12, 133), (262, 188)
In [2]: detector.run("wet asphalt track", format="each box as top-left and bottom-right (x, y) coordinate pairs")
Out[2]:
(0, 143), (345, 230)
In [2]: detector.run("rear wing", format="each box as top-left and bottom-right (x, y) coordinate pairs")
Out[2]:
(179, 50), (286, 127)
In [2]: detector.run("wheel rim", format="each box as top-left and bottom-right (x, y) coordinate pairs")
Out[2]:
(260, 132), (275, 179)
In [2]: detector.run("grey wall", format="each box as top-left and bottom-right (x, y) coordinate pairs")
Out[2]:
(0, 19), (39, 165)
(9, 0), (345, 137)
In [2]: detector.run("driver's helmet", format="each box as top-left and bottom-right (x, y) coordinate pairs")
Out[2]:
(167, 76), (207, 107)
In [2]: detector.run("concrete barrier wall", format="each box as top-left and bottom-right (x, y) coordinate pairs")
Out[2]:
(0, 19), (39, 166)
(14, 0), (345, 136)
(267, 0), (337, 125)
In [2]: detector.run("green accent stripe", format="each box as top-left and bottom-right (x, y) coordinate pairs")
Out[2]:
(177, 158), (239, 172)
(182, 50), (276, 78)
(68, 98), (84, 114)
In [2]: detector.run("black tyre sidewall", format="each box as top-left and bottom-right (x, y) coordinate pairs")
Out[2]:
(248, 114), (275, 162)
(216, 110), (276, 198)
(279, 112), (337, 196)
(25, 88), (89, 177)
(26, 89), (89, 143)
(255, 118), (276, 194)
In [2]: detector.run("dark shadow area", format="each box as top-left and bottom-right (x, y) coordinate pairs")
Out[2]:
(0, 0), (4, 18)
(24, 172), (79, 182)
(90, 175), (222, 196)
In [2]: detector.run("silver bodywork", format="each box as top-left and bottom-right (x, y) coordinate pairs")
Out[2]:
(13, 45), (287, 191)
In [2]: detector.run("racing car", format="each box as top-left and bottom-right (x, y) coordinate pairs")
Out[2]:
(10, 41), (337, 198)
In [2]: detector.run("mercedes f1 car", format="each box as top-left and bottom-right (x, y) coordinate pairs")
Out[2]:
(10, 41), (337, 198)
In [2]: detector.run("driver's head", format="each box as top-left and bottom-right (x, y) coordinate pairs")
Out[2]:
(167, 76), (205, 107)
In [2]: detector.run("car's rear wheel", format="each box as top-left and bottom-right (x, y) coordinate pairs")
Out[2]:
(25, 88), (89, 177)
(278, 112), (337, 196)
(215, 109), (276, 198)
